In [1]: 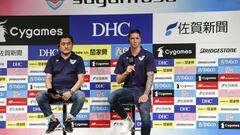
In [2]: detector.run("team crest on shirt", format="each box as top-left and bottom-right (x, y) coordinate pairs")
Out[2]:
(139, 56), (145, 61)
(70, 59), (77, 64)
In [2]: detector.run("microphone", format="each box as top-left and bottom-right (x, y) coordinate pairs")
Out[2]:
(128, 55), (135, 76)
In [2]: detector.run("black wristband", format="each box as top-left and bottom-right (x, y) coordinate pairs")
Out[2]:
(47, 88), (54, 94)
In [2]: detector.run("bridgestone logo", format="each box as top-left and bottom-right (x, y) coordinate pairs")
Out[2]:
(200, 48), (237, 53)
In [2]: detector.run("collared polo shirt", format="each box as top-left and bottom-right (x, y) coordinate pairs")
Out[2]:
(44, 52), (85, 90)
(114, 46), (156, 89)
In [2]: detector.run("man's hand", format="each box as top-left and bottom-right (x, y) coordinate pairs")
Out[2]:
(62, 91), (72, 101)
(51, 94), (62, 100)
(138, 94), (148, 103)
(126, 65), (135, 74)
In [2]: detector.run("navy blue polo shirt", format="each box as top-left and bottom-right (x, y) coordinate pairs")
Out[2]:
(44, 52), (86, 90)
(114, 46), (156, 89)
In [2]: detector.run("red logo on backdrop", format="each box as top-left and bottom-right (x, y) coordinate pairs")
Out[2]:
(111, 112), (132, 120)
(196, 82), (218, 89)
(84, 75), (90, 82)
(218, 74), (240, 81)
(111, 60), (118, 67)
(90, 120), (110, 128)
(153, 97), (174, 105)
(7, 98), (27, 105)
(46, 0), (64, 10)
(0, 106), (6, 113)
(28, 90), (41, 98)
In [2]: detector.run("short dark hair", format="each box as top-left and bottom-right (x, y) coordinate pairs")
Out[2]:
(57, 34), (73, 45)
(128, 29), (141, 38)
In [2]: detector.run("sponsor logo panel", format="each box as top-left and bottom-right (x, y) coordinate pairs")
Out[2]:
(90, 120), (110, 128)
(174, 121), (196, 128)
(174, 113), (196, 121)
(174, 105), (196, 113)
(219, 106), (240, 113)
(219, 121), (240, 129)
(196, 114), (218, 121)
(196, 106), (218, 113)
(174, 66), (196, 74)
(0, 16), (69, 45)
(28, 45), (58, 60)
(153, 44), (196, 59)
(196, 90), (218, 97)
(73, 120), (90, 128)
(174, 90), (195, 97)
(153, 113), (174, 120)
(70, 14), (152, 44)
(153, 105), (174, 113)
(153, 121), (174, 128)
(73, 45), (111, 60)
(197, 121), (218, 129)
(0, 46), (28, 60)
(155, 59), (174, 67)
(7, 68), (28, 76)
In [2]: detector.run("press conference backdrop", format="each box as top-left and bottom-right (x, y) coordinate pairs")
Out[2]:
(0, 0), (240, 135)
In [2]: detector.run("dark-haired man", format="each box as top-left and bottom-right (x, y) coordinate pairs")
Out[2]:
(36, 34), (86, 133)
(108, 29), (156, 135)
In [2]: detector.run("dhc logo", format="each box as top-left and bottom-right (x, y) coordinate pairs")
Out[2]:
(92, 22), (130, 37)
(39, 49), (58, 57)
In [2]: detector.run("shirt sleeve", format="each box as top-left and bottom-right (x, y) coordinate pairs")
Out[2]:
(77, 56), (86, 74)
(114, 55), (125, 74)
(44, 57), (53, 74)
(147, 53), (157, 73)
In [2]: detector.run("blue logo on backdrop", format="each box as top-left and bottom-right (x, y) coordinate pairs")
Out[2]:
(82, 90), (90, 97)
(175, 75), (196, 82)
(219, 58), (240, 66)
(84, 60), (90, 67)
(28, 106), (42, 113)
(197, 66), (218, 74)
(0, 121), (6, 128)
(28, 76), (45, 83)
(111, 44), (152, 59)
(0, 91), (6, 98)
(7, 91), (27, 98)
(90, 82), (110, 90)
(75, 113), (90, 120)
(219, 113), (240, 121)
(111, 75), (116, 82)
(136, 120), (142, 128)
(174, 90), (195, 97)
(90, 90), (110, 97)
(153, 82), (174, 90)
(155, 59), (174, 66)
(196, 98), (218, 105)
(90, 105), (110, 112)
(7, 83), (27, 91)
(174, 105), (196, 113)
(28, 45), (58, 60)
(165, 22), (178, 36)
(7, 61), (28, 68)
(70, 14), (152, 44)
(197, 121), (218, 129)
(0, 68), (7, 75)
(153, 113), (174, 120)
(218, 66), (240, 74)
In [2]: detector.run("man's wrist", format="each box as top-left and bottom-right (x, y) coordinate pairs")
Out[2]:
(123, 71), (129, 76)
(70, 90), (75, 95)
